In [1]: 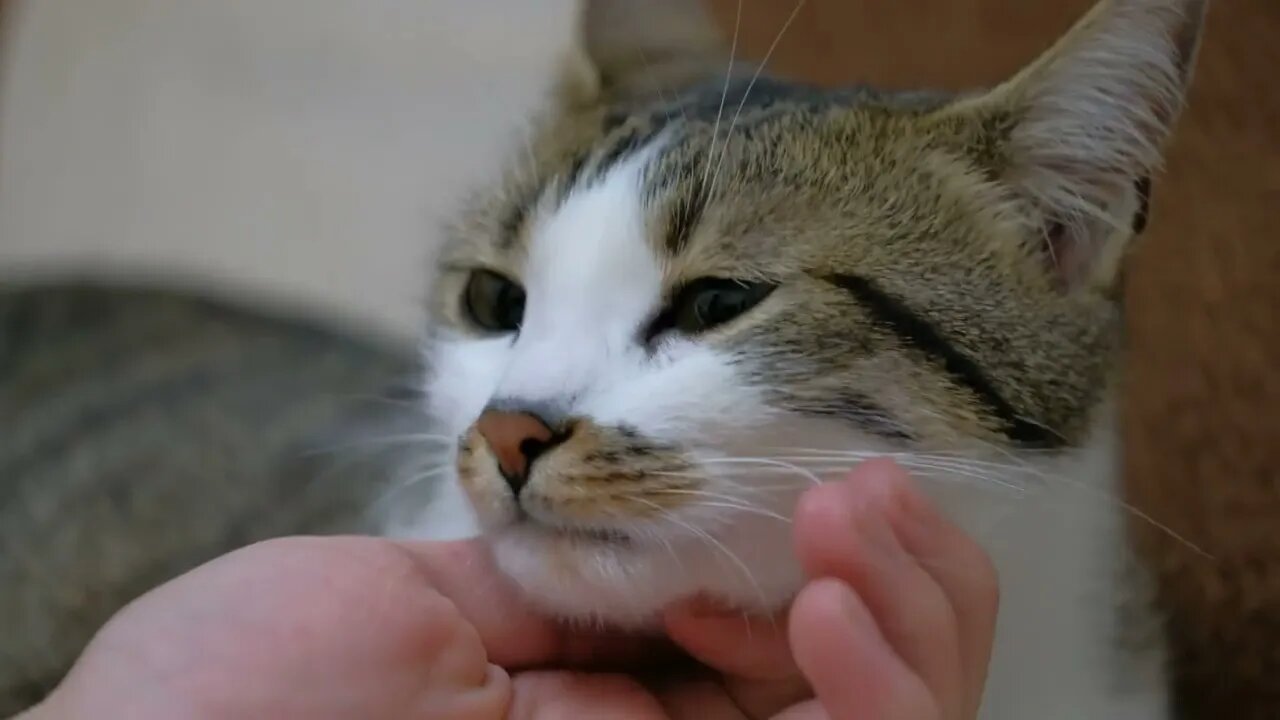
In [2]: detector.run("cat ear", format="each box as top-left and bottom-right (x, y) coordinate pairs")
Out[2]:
(558, 0), (730, 109)
(954, 0), (1208, 291)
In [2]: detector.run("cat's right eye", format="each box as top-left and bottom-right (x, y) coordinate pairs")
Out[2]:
(463, 269), (526, 333)
(645, 277), (776, 341)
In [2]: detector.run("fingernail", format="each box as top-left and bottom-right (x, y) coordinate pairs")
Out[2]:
(484, 663), (509, 688)
(855, 458), (908, 496)
(857, 460), (926, 524)
(819, 578), (874, 628)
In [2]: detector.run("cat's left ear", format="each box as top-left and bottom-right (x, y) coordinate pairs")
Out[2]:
(558, 0), (732, 109)
(947, 0), (1209, 292)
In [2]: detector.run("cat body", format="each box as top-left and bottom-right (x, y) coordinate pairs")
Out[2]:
(0, 283), (423, 713)
(394, 1), (1209, 717)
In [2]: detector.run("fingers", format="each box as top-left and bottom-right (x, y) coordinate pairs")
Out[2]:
(794, 459), (963, 712)
(508, 671), (668, 720)
(390, 539), (561, 668)
(793, 459), (999, 719)
(662, 599), (809, 716)
(391, 539), (675, 670)
(888, 475), (1000, 717)
(657, 677), (754, 720)
(416, 663), (512, 720)
(661, 583), (936, 720)
(789, 578), (938, 720)
(663, 597), (796, 680)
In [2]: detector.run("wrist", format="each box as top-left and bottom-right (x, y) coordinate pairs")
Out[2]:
(8, 680), (202, 720)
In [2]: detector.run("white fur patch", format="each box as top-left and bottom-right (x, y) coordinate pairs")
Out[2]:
(403, 143), (816, 617)
(490, 149), (665, 409)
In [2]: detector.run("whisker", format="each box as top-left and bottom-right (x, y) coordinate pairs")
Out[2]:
(629, 497), (768, 608)
(690, 500), (792, 524)
(693, 455), (825, 486)
(300, 433), (455, 458)
(759, 445), (1209, 555)
(370, 465), (453, 510)
(767, 448), (1039, 482)
(681, 450), (1032, 501)
(707, 0), (807, 198)
(648, 471), (803, 495)
(334, 392), (427, 409)
(701, 0), (742, 188)
(895, 459), (1027, 494)
(633, 45), (689, 124)
(649, 489), (793, 523)
(661, 534), (688, 574)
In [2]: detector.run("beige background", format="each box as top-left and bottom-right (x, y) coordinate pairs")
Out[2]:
(0, 0), (578, 342)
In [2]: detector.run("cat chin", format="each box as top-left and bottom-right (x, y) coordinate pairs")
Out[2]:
(377, 475), (803, 624)
(485, 513), (806, 628)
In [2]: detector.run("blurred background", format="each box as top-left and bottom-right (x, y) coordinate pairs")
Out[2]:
(1, 0), (1277, 715)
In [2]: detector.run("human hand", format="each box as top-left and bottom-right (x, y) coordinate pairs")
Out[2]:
(508, 458), (1001, 719)
(19, 533), (663, 720)
(21, 459), (997, 720)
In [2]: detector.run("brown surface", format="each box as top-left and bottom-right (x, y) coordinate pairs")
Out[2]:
(701, 0), (1280, 715)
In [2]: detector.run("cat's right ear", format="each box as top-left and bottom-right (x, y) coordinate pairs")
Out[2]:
(941, 0), (1208, 294)
(557, 0), (732, 110)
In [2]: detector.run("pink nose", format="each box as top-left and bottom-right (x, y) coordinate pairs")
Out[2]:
(474, 410), (556, 490)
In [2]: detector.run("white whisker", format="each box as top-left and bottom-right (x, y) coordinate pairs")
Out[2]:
(757, 445), (1208, 555)
(649, 488), (793, 523)
(694, 454), (825, 486)
(629, 496), (768, 608)
(301, 433), (455, 458)
(371, 465), (452, 509)
(707, 0), (807, 198)
(700, 0), (742, 188)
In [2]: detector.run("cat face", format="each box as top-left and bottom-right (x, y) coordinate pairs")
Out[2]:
(417, 0), (1205, 624)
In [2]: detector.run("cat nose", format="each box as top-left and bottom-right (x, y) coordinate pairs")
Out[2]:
(474, 410), (559, 493)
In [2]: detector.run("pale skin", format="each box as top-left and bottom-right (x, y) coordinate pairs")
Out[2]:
(18, 460), (998, 720)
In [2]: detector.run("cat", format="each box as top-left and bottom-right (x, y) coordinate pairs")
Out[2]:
(0, 282), (425, 714)
(390, 0), (1210, 717)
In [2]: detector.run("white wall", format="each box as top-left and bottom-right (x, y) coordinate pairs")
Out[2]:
(0, 0), (578, 341)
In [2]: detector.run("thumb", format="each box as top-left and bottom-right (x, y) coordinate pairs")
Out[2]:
(392, 539), (676, 670)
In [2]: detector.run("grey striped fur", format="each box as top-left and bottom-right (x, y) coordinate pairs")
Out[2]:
(0, 282), (428, 713)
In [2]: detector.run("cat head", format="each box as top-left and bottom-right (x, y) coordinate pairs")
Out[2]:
(417, 0), (1207, 623)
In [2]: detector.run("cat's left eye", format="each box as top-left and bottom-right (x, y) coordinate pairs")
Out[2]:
(648, 278), (775, 339)
(463, 269), (526, 333)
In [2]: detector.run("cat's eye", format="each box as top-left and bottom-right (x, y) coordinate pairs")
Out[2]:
(649, 278), (775, 339)
(463, 269), (526, 333)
